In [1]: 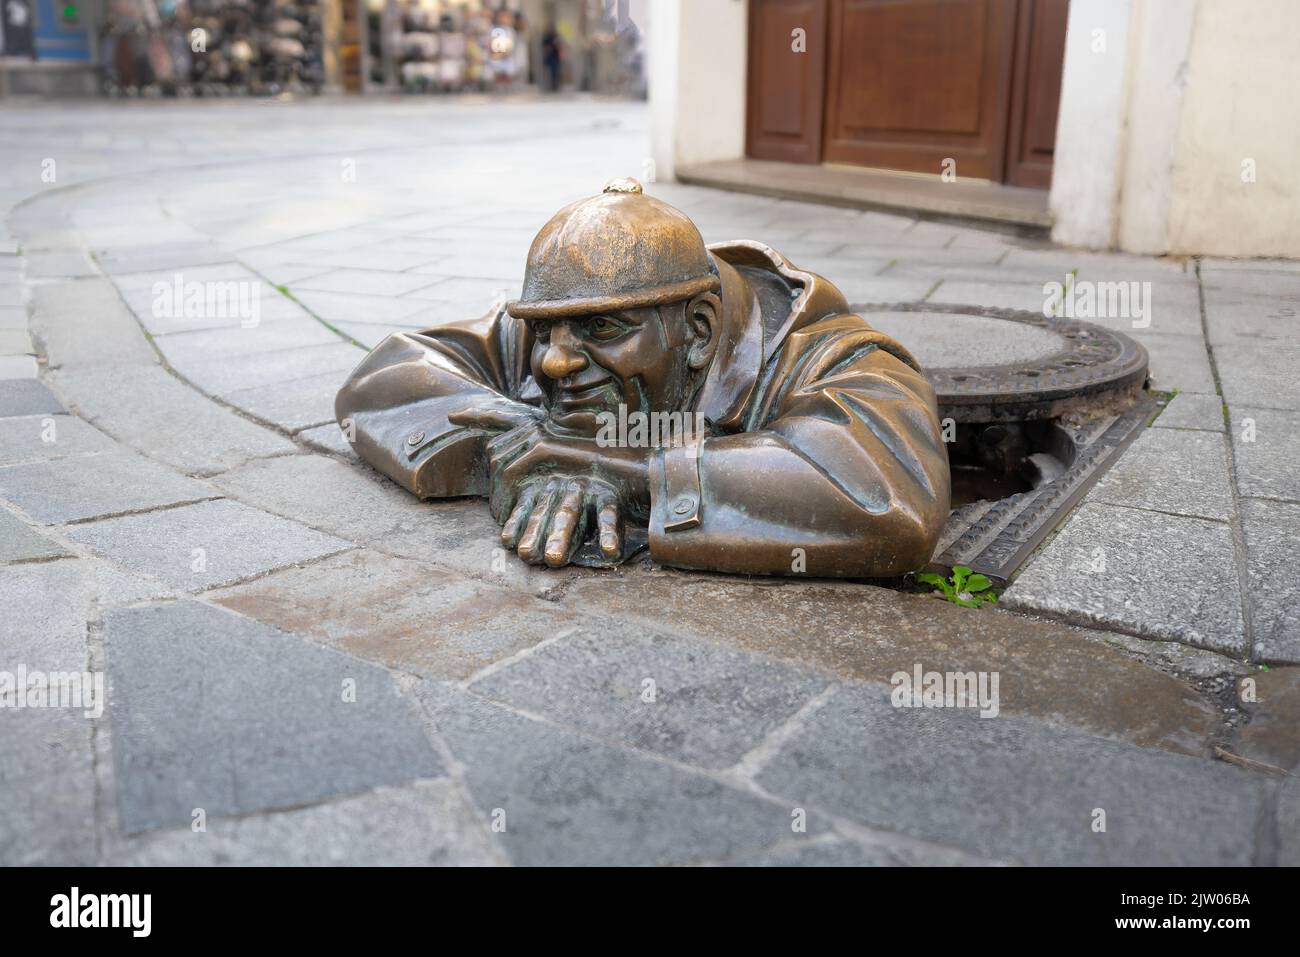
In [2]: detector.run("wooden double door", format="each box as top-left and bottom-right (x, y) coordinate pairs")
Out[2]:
(746, 0), (1069, 187)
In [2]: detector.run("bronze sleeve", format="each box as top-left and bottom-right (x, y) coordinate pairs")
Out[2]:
(647, 315), (951, 577)
(334, 306), (534, 499)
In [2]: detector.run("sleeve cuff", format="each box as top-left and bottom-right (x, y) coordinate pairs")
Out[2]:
(650, 439), (704, 533)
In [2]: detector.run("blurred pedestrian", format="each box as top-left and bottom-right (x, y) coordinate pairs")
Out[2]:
(541, 20), (562, 92)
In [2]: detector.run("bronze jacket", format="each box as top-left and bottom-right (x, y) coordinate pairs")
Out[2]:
(336, 241), (951, 577)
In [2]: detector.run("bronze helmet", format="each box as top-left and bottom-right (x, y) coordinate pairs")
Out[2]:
(507, 178), (721, 320)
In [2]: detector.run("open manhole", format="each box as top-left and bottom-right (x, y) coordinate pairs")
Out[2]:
(858, 303), (1154, 583)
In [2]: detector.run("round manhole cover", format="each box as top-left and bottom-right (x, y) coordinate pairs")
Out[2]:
(859, 303), (1149, 421)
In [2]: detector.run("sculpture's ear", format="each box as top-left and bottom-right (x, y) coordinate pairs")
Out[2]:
(685, 292), (721, 371)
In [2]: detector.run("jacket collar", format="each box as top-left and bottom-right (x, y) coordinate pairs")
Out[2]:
(698, 240), (856, 430)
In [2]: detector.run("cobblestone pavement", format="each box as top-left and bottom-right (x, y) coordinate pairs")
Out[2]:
(1, 98), (1297, 866)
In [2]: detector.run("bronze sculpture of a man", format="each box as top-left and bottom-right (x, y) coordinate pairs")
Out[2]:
(336, 179), (950, 576)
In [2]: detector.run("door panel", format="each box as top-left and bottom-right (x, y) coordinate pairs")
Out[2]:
(746, 0), (829, 164)
(822, 0), (1018, 180)
(1004, 0), (1069, 187)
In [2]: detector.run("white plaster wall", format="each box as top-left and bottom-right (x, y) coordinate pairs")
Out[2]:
(647, 0), (748, 181)
(1115, 0), (1196, 254)
(647, 0), (682, 182)
(1049, 0), (1135, 249)
(651, 0), (1300, 257)
(1164, 0), (1300, 257)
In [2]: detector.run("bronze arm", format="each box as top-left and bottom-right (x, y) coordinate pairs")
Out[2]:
(334, 306), (536, 499)
(647, 313), (951, 577)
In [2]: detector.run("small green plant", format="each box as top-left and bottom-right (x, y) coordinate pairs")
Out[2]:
(916, 565), (997, 608)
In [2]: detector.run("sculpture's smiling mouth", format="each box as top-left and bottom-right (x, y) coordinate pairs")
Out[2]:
(554, 376), (617, 410)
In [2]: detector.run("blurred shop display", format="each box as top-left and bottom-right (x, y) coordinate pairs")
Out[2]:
(99, 0), (325, 96)
(368, 3), (523, 94)
(364, 0), (642, 97)
(1, 0), (643, 98)
(1, 0), (101, 95)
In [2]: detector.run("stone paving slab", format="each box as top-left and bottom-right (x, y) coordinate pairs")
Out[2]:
(1201, 285), (1300, 343)
(1087, 427), (1234, 521)
(0, 450), (216, 525)
(298, 421), (357, 458)
(1201, 258), (1300, 277)
(0, 708), (97, 865)
(409, 255), (521, 283)
(110, 261), (261, 293)
(211, 454), (574, 597)
(285, 289), (432, 326)
(93, 241), (230, 276)
(221, 370), (351, 433)
(731, 835), (1000, 866)
(0, 507), (68, 562)
(23, 248), (97, 278)
(1213, 339), (1300, 410)
(1, 559), (98, 671)
(0, 327), (33, 353)
(211, 453), (423, 541)
(0, 355), (38, 377)
(0, 307), (27, 330)
(105, 600), (444, 833)
(0, 378), (63, 417)
(107, 780), (497, 865)
(293, 268), (442, 298)
(1002, 503), (1246, 657)
(471, 627), (830, 770)
(1140, 332), (1219, 395)
(416, 682), (830, 866)
(1232, 667), (1300, 773)
(836, 275), (938, 305)
(65, 498), (350, 592)
(332, 321), (424, 349)
(154, 319), (342, 363)
(557, 568), (1221, 755)
(401, 275), (516, 303)
(1001, 248), (1194, 278)
(0, 413), (118, 466)
(753, 682), (1261, 866)
(119, 284), (316, 336)
(253, 263), (332, 287)
(28, 278), (158, 370)
(49, 364), (296, 476)
(1280, 781), (1300, 867)
(210, 550), (582, 681)
(0, 559), (109, 865)
(177, 342), (362, 399)
(929, 281), (1049, 313)
(299, 247), (437, 272)
(1239, 499), (1300, 663)
(1152, 391), (1225, 432)
(1226, 405), (1300, 502)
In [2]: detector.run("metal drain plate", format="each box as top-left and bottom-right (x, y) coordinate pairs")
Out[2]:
(853, 303), (1154, 583)
(927, 395), (1157, 582)
(859, 303), (1149, 422)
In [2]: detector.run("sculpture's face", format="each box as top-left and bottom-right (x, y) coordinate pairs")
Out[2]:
(527, 302), (695, 437)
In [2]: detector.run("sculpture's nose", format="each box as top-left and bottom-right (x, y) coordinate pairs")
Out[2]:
(542, 324), (588, 380)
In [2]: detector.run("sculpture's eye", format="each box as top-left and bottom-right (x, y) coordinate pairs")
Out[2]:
(587, 316), (624, 341)
(532, 320), (552, 341)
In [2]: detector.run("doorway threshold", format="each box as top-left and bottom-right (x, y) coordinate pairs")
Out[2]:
(676, 158), (1052, 236)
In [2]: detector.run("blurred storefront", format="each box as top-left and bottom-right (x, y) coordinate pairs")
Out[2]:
(1, 0), (103, 95)
(355, 0), (644, 96)
(0, 0), (643, 97)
